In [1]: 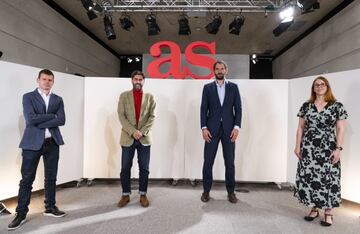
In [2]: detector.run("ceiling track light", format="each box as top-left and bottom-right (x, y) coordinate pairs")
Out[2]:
(279, 6), (294, 21)
(120, 14), (134, 31)
(229, 14), (245, 35)
(297, 0), (320, 13)
(178, 13), (191, 35)
(145, 13), (161, 36)
(81, 0), (103, 20)
(103, 14), (116, 40)
(205, 14), (222, 35)
(272, 18), (294, 37)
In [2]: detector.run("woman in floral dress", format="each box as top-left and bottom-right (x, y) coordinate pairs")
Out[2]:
(294, 76), (348, 226)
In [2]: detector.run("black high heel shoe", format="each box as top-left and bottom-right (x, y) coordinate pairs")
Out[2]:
(304, 208), (319, 221)
(320, 213), (333, 226)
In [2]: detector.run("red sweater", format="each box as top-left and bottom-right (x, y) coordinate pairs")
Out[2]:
(133, 89), (143, 128)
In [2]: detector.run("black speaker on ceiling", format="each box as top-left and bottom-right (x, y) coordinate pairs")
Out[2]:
(119, 55), (143, 78)
(0, 51), (3, 59)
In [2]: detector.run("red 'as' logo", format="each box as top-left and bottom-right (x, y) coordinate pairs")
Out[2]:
(147, 41), (216, 79)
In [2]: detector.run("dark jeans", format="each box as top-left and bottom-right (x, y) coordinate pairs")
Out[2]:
(16, 138), (59, 215)
(120, 140), (150, 195)
(202, 125), (236, 193)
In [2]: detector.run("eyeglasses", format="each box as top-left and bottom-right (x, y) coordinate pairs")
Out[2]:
(314, 83), (326, 88)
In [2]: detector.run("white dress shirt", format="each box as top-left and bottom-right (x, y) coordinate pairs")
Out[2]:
(37, 88), (52, 139)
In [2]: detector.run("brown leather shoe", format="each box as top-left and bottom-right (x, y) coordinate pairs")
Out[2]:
(117, 195), (130, 208)
(201, 192), (210, 202)
(228, 192), (238, 203)
(140, 195), (149, 208)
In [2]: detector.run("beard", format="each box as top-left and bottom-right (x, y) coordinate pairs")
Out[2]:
(215, 73), (224, 80)
(133, 83), (142, 90)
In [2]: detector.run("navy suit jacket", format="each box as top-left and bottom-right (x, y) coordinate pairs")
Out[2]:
(200, 81), (242, 135)
(19, 89), (65, 150)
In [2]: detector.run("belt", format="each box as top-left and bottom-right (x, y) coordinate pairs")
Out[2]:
(44, 138), (54, 144)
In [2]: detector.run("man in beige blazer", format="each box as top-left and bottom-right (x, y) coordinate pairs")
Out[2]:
(117, 70), (156, 208)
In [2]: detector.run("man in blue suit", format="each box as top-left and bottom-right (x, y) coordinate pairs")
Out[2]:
(200, 61), (242, 203)
(8, 69), (66, 231)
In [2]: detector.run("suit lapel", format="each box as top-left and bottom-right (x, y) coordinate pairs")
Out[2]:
(212, 81), (222, 107)
(128, 90), (136, 120)
(223, 81), (230, 106)
(33, 89), (46, 113)
(47, 94), (55, 113)
(139, 93), (146, 124)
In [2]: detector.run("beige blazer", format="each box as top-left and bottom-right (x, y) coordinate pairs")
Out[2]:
(117, 90), (156, 147)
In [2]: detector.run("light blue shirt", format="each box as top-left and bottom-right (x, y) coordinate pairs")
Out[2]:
(216, 79), (227, 106)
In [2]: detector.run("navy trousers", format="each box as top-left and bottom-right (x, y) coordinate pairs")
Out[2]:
(202, 125), (236, 193)
(120, 140), (150, 195)
(16, 138), (59, 215)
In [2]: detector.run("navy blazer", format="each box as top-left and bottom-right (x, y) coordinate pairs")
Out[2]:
(19, 89), (65, 150)
(200, 81), (242, 135)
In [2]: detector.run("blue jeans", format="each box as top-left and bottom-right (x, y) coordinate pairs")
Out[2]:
(202, 125), (235, 193)
(16, 138), (59, 215)
(120, 140), (150, 195)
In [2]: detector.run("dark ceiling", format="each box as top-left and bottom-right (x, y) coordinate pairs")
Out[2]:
(48, 0), (352, 57)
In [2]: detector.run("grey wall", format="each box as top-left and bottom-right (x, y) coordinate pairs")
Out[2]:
(143, 54), (249, 79)
(273, 1), (360, 79)
(0, 0), (119, 77)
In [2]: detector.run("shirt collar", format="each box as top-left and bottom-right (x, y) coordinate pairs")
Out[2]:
(215, 78), (228, 87)
(37, 88), (52, 97)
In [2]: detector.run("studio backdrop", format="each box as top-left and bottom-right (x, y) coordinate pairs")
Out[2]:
(0, 61), (359, 204)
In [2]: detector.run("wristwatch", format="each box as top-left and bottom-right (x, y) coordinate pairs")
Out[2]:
(336, 146), (343, 151)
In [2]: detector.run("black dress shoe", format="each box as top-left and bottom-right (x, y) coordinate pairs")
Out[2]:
(8, 213), (26, 231)
(201, 192), (210, 202)
(43, 206), (66, 218)
(228, 192), (238, 203)
(304, 209), (319, 221)
(320, 214), (333, 226)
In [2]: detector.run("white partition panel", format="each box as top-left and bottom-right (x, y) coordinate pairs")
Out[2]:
(84, 78), (288, 183)
(184, 80), (289, 182)
(0, 61), (84, 200)
(83, 78), (185, 179)
(287, 70), (360, 203)
(2, 60), (358, 204)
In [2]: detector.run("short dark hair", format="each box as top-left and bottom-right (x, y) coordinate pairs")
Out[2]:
(213, 60), (228, 71)
(38, 69), (54, 79)
(131, 70), (145, 79)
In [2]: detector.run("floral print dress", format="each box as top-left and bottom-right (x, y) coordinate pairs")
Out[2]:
(294, 101), (348, 209)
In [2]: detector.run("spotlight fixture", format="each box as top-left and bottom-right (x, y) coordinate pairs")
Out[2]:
(145, 13), (160, 36)
(81, 0), (103, 20)
(297, 0), (320, 13)
(205, 14), (222, 34)
(279, 6), (294, 21)
(0, 51), (3, 59)
(120, 15), (134, 31)
(272, 5), (295, 37)
(273, 17), (294, 37)
(103, 15), (116, 40)
(229, 15), (245, 35)
(251, 54), (258, 64)
(178, 14), (191, 35)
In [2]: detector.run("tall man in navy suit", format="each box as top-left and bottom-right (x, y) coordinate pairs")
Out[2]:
(8, 69), (66, 231)
(200, 61), (242, 203)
